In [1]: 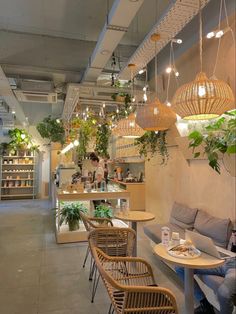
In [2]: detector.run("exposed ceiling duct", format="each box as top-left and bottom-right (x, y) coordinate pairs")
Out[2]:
(82, 0), (144, 82)
(0, 66), (27, 126)
(119, 0), (210, 79)
(62, 83), (145, 121)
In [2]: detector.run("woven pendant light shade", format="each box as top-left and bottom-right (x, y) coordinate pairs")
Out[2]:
(135, 98), (177, 131)
(112, 113), (144, 138)
(172, 72), (235, 120)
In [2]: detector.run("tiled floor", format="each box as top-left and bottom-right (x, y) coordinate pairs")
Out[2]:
(0, 200), (185, 314)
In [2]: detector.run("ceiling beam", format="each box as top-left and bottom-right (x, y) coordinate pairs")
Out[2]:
(81, 0), (144, 83)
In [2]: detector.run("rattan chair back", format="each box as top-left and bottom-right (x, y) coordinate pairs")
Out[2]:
(94, 247), (178, 314)
(88, 227), (136, 257)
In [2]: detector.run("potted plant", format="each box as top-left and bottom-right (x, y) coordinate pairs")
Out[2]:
(37, 116), (65, 144)
(94, 204), (113, 223)
(7, 128), (39, 155)
(59, 202), (88, 231)
(134, 130), (169, 164)
(188, 110), (236, 174)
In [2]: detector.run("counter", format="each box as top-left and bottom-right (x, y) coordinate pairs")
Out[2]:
(110, 179), (145, 211)
(53, 184), (130, 244)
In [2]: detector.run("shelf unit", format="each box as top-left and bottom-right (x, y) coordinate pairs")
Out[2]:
(0, 151), (37, 200)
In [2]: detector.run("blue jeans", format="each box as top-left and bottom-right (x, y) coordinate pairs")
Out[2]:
(175, 258), (236, 314)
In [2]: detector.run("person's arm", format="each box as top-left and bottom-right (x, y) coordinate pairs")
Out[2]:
(96, 166), (104, 183)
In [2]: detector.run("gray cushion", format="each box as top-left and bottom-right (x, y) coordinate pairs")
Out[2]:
(194, 210), (232, 248)
(169, 202), (198, 229)
(144, 223), (185, 244)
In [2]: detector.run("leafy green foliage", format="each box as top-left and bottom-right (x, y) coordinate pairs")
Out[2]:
(59, 202), (88, 227)
(37, 116), (65, 144)
(7, 128), (39, 153)
(94, 204), (113, 219)
(95, 123), (111, 158)
(134, 131), (169, 164)
(188, 110), (236, 174)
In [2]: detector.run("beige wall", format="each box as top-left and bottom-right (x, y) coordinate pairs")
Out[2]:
(146, 16), (236, 223)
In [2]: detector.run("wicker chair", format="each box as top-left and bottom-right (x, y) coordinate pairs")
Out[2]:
(88, 227), (136, 303)
(80, 212), (113, 271)
(93, 247), (178, 314)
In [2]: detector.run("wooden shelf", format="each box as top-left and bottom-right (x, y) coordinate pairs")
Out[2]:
(3, 156), (35, 158)
(2, 164), (35, 166)
(1, 186), (35, 189)
(2, 171), (35, 173)
(1, 194), (36, 198)
(2, 178), (34, 181)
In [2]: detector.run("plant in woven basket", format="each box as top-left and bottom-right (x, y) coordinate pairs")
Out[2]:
(37, 116), (65, 144)
(94, 204), (113, 222)
(59, 202), (88, 231)
(188, 110), (236, 174)
(135, 131), (168, 164)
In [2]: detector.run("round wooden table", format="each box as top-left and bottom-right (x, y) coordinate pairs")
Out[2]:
(114, 211), (155, 256)
(154, 243), (224, 314)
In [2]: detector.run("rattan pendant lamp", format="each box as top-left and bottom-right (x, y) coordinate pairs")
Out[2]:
(172, 0), (235, 120)
(135, 34), (176, 131)
(112, 64), (145, 138)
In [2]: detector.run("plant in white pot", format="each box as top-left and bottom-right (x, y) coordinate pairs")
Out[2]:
(59, 202), (88, 231)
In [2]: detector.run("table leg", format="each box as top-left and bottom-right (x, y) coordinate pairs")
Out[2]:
(131, 221), (137, 256)
(184, 268), (194, 314)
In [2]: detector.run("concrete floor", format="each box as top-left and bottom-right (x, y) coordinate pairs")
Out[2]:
(0, 200), (185, 314)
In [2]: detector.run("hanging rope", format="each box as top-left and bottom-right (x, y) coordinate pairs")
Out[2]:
(155, 41), (158, 96)
(199, 0), (203, 72)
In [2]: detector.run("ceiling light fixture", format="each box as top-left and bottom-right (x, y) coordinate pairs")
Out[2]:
(112, 113), (144, 138)
(172, 0), (234, 120)
(136, 33), (176, 131)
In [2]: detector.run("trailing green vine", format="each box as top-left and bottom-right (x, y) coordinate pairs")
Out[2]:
(188, 110), (236, 174)
(135, 131), (169, 164)
(95, 123), (111, 158)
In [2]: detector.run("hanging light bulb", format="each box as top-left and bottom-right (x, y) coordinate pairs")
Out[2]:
(99, 111), (102, 117)
(132, 96), (136, 102)
(143, 93), (147, 102)
(82, 112), (86, 116)
(56, 119), (60, 123)
(175, 71), (180, 77)
(215, 29), (224, 38)
(166, 66), (172, 74)
(75, 113), (79, 117)
(116, 108), (119, 113)
(206, 31), (215, 39)
(102, 103), (106, 108)
(143, 86), (147, 92)
(129, 105), (133, 110)
(86, 106), (89, 112)
(73, 139), (79, 146)
(139, 69), (145, 74)
(166, 101), (172, 107)
(198, 85), (206, 97)
(21, 133), (26, 139)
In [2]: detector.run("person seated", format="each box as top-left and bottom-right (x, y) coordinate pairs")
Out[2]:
(175, 257), (236, 314)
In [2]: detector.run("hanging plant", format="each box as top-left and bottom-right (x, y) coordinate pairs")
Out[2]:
(37, 116), (65, 144)
(134, 131), (168, 164)
(188, 110), (236, 174)
(7, 128), (39, 153)
(76, 117), (97, 160)
(95, 123), (111, 158)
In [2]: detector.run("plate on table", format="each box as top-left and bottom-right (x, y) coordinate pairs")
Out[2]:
(167, 244), (201, 259)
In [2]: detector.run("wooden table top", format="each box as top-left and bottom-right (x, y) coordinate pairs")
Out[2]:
(154, 243), (225, 269)
(115, 211), (155, 222)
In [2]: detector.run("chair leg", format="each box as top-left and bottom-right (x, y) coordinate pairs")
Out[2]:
(83, 245), (90, 268)
(91, 267), (100, 303)
(89, 256), (94, 281)
(108, 303), (113, 314)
